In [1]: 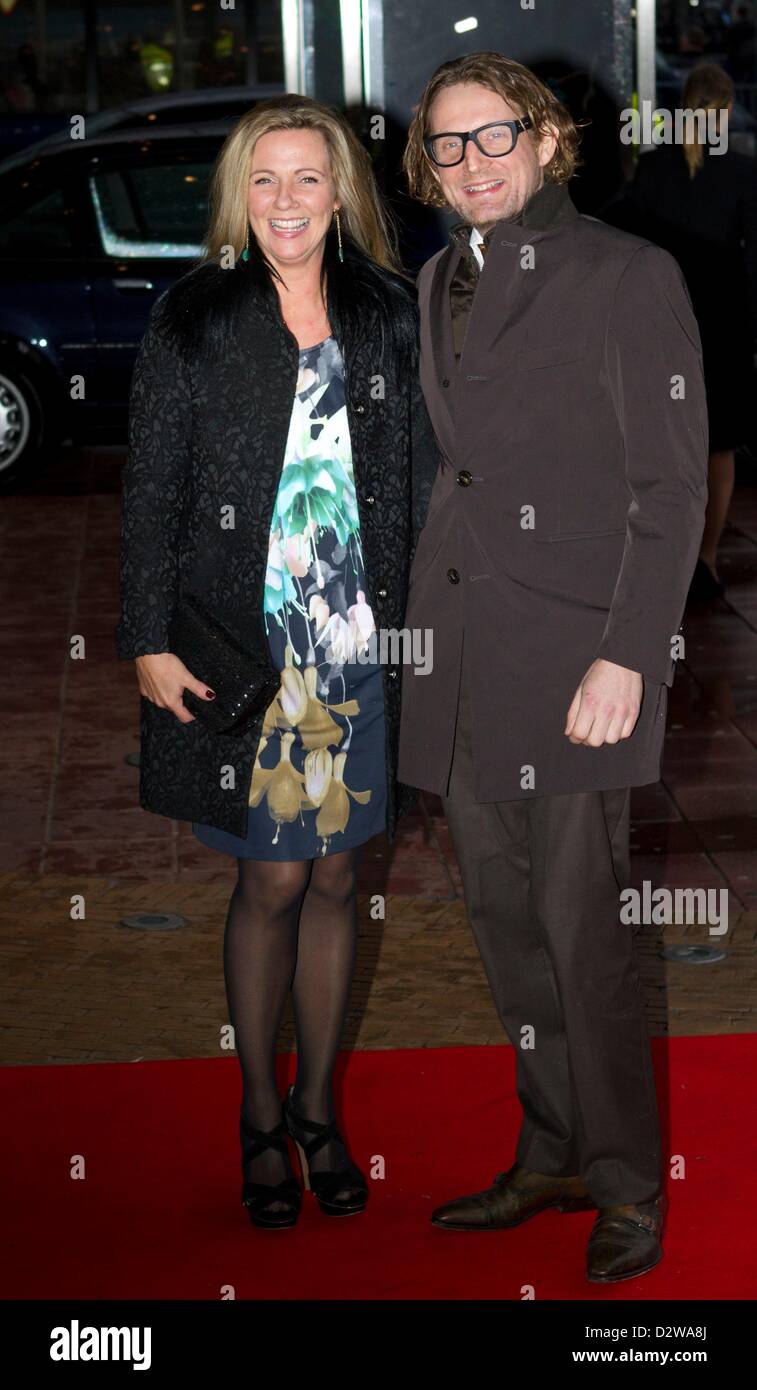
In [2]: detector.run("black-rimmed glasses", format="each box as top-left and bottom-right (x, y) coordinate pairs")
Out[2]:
(424, 117), (533, 167)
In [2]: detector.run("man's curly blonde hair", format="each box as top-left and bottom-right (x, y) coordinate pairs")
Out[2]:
(403, 52), (581, 208)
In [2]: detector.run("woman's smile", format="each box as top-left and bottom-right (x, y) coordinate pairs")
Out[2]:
(269, 217), (311, 237)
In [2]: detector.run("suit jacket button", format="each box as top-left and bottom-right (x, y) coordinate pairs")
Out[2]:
(456, 470), (472, 486)
(447, 567), (460, 584)
(442, 378), (450, 388)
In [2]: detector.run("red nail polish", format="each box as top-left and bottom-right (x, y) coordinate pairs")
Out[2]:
(206, 689), (216, 699)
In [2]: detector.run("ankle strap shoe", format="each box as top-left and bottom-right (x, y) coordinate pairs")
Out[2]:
(283, 1084), (368, 1217)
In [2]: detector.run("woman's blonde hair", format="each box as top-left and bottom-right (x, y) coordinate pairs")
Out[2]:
(403, 51), (582, 208)
(681, 63), (734, 178)
(202, 94), (399, 272)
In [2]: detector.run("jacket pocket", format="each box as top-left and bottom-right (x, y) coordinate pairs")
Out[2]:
(535, 526), (627, 543)
(512, 335), (588, 372)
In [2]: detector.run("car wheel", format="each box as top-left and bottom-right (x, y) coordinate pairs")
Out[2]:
(0, 363), (50, 487)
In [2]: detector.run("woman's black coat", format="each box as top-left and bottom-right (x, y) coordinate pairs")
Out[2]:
(116, 241), (440, 841)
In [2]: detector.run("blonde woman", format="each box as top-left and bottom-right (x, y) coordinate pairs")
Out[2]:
(611, 63), (757, 599)
(117, 96), (438, 1227)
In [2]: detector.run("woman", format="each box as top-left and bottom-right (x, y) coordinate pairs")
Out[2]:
(607, 63), (757, 600)
(116, 95), (438, 1228)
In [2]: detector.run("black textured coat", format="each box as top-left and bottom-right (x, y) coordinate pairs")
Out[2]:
(116, 240), (440, 840)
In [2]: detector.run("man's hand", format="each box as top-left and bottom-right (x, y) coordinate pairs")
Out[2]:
(564, 659), (643, 747)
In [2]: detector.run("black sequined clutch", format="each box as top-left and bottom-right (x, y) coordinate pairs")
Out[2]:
(168, 592), (280, 737)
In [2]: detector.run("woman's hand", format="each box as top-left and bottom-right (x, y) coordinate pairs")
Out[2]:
(135, 653), (215, 724)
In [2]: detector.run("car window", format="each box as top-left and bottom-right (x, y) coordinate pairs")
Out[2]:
(0, 186), (75, 258)
(89, 161), (214, 257)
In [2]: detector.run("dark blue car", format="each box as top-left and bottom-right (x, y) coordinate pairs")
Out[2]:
(0, 120), (232, 486)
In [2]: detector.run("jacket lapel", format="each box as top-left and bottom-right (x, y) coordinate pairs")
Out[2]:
(419, 245), (460, 470)
(462, 187), (581, 369)
(462, 229), (531, 371)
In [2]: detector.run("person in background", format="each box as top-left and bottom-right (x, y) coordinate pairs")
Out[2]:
(605, 63), (757, 601)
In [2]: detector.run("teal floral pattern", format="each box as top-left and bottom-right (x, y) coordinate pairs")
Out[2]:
(194, 336), (387, 860)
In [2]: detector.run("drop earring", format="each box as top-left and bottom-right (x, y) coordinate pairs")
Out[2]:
(241, 223), (250, 263)
(334, 208), (344, 263)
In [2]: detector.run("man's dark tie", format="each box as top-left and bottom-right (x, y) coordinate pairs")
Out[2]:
(450, 229), (493, 360)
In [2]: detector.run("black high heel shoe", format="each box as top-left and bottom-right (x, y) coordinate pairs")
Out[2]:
(283, 1083), (368, 1217)
(240, 1110), (302, 1229)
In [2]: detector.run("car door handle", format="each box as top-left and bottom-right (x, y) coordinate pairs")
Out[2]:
(111, 278), (154, 291)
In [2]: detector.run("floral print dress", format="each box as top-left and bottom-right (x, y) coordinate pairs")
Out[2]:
(192, 337), (387, 860)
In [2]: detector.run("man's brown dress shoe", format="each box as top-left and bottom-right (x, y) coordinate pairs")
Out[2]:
(586, 1195), (667, 1282)
(431, 1163), (595, 1231)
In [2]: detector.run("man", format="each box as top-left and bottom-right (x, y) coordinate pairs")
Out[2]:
(398, 52), (708, 1283)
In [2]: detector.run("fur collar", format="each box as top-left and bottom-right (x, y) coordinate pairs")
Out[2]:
(155, 235), (419, 374)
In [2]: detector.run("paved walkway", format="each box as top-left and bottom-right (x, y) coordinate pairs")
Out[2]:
(1, 449), (756, 1062)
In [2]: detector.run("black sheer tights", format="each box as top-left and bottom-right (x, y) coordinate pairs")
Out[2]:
(223, 847), (361, 1203)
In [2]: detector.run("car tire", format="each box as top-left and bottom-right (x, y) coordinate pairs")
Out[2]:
(0, 360), (57, 489)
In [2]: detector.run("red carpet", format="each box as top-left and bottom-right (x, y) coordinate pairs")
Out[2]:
(3, 1037), (755, 1300)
